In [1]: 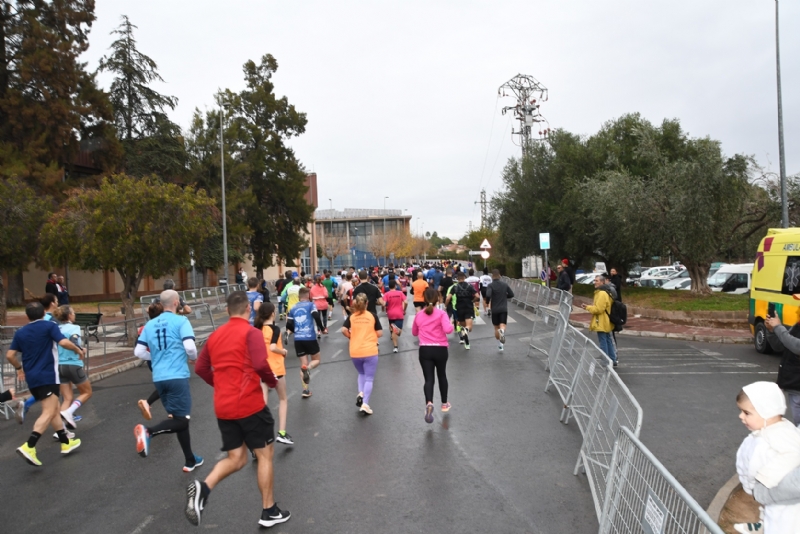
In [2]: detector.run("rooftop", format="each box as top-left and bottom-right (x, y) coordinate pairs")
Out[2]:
(315, 208), (412, 220)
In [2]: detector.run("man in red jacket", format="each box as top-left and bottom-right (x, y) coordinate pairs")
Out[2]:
(186, 291), (290, 528)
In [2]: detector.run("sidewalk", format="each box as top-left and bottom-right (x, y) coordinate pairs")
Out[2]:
(569, 308), (753, 344)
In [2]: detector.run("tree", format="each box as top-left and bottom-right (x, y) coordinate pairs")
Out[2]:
(0, 0), (120, 193)
(98, 15), (184, 178)
(0, 178), (51, 324)
(39, 174), (217, 336)
(386, 229), (413, 260)
(215, 55), (313, 275)
(321, 234), (349, 270)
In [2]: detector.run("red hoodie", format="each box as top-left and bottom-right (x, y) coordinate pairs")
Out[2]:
(196, 316), (277, 420)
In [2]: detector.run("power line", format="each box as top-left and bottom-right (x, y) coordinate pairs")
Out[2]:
(498, 73), (550, 157)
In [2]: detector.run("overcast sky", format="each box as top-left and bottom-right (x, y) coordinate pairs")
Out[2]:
(83, 1), (799, 241)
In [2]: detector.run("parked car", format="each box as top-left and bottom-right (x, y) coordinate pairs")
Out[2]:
(708, 263), (753, 294)
(640, 266), (679, 280)
(637, 277), (670, 288)
(662, 277), (692, 290)
(577, 272), (600, 284)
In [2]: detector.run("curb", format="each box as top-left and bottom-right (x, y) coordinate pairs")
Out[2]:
(706, 473), (739, 522)
(87, 358), (146, 383)
(567, 319), (753, 345)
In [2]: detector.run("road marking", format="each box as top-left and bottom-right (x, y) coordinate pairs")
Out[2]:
(129, 515), (154, 534)
(618, 371), (775, 375)
(331, 349), (343, 360)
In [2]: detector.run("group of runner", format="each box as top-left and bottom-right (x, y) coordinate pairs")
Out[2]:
(2, 262), (513, 529)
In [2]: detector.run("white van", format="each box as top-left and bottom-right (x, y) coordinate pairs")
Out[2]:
(708, 263), (753, 294)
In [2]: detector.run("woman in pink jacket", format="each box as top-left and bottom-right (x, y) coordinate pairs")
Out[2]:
(310, 276), (330, 335)
(412, 287), (454, 423)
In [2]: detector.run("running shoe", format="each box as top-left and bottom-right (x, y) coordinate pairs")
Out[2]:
(53, 430), (76, 440)
(499, 328), (505, 344)
(259, 504), (291, 527)
(498, 344), (504, 352)
(360, 403), (373, 415)
(185, 480), (207, 526)
(276, 431), (294, 445)
(16, 443), (41, 466)
(734, 523), (762, 533)
(356, 393), (364, 407)
(73, 415), (82, 422)
(134, 424), (150, 457)
(183, 455), (204, 472)
(464, 344), (470, 350)
(393, 347), (398, 353)
(441, 402), (451, 412)
(301, 365), (311, 384)
(302, 389), (312, 398)
(61, 438), (81, 455)
(487, 309), (492, 316)
(138, 399), (152, 420)
(425, 403), (434, 424)
(282, 331), (289, 346)
(60, 410), (77, 430)
(14, 399), (24, 424)
(463, 331), (469, 347)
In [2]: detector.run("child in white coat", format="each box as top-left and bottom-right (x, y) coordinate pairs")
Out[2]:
(735, 381), (800, 533)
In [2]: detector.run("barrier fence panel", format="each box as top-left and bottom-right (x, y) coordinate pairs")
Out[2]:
(186, 303), (217, 345)
(526, 306), (563, 361)
(523, 283), (541, 310)
(0, 326), (20, 419)
(544, 324), (589, 419)
(599, 426), (724, 534)
(561, 336), (608, 430)
(575, 351), (643, 519)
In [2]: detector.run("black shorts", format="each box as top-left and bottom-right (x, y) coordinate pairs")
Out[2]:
(413, 302), (425, 310)
(491, 312), (508, 326)
(480, 286), (488, 298)
(217, 407), (274, 451)
(30, 384), (60, 401)
(456, 306), (475, 322)
(295, 339), (320, 357)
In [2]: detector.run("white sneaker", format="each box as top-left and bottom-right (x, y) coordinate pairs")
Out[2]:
(733, 523), (762, 533)
(60, 410), (77, 429)
(360, 404), (373, 415)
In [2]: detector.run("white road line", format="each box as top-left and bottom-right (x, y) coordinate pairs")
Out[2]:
(619, 371), (775, 375)
(129, 515), (154, 534)
(331, 349), (343, 360)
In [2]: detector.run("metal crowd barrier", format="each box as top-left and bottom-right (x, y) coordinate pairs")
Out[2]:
(599, 426), (723, 534)
(0, 326), (21, 419)
(503, 276), (715, 533)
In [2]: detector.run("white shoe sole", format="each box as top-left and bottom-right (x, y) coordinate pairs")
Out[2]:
(259, 514), (291, 527)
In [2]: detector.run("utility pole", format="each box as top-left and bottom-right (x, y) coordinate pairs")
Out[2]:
(498, 74), (550, 157)
(775, 0), (788, 228)
(474, 189), (488, 229)
(219, 93), (229, 284)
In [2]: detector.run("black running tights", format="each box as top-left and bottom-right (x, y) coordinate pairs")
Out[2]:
(148, 415), (194, 465)
(419, 346), (449, 404)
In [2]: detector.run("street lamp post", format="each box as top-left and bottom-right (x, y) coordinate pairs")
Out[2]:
(353, 227), (359, 270)
(329, 198), (332, 210)
(775, 0), (788, 227)
(219, 93), (229, 284)
(383, 196), (389, 267)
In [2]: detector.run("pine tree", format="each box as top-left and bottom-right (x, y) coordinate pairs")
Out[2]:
(98, 15), (184, 178)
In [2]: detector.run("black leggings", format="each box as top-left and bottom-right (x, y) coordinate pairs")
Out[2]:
(419, 346), (449, 404)
(148, 415), (195, 465)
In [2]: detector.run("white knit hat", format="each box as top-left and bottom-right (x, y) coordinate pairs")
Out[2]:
(742, 381), (786, 419)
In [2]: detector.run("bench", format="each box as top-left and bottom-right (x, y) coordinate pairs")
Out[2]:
(74, 313), (103, 343)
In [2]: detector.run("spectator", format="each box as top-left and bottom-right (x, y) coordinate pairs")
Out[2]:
(56, 275), (70, 305)
(609, 268), (623, 302)
(556, 264), (572, 292)
(235, 268), (246, 285)
(766, 313), (800, 425)
(45, 272), (58, 297)
(580, 273), (617, 366)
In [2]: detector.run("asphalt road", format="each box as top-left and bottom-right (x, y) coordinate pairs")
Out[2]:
(0, 302), (778, 533)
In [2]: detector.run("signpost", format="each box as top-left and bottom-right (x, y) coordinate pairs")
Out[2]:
(539, 233), (550, 287)
(480, 239), (491, 269)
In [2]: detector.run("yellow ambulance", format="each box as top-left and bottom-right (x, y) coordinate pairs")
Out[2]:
(751, 228), (800, 353)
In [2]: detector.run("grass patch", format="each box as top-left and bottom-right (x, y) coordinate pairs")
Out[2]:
(570, 283), (748, 312)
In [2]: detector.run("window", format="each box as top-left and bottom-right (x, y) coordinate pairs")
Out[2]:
(330, 222), (346, 236)
(782, 257), (800, 295)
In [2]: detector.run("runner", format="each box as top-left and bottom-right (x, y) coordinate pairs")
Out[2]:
(439, 268), (455, 311)
(397, 270), (409, 296)
(411, 271), (428, 312)
(137, 302), (165, 420)
(6, 302), (83, 466)
(246, 277), (263, 325)
(321, 270), (337, 321)
(19, 294), (60, 420)
(445, 278), (459, 335)
(412, 288), (453, 423)
(465, 268), (481, 317)
(338, 272), (354, 319)
(446, 272), (479, 350)
(280, 277), (302, 344)
(428, 265), (444, 293)
(352, 270), (384, 316)
(485, 269), (515, 352)
(384, 279), (408, 353)
(286, 287), (326, 398)
(52, 305), (91, 434)
(341, 293), (383, 415)
(188, 291), (290, 528)
(133, 290), (202, 472)
(479, 268), (493, 316)
(254, 302), (292, 445)
(309, 276), (330, 337)
(274, 272), (292, 320)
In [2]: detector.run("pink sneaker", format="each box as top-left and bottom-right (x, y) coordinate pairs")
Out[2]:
(441, 402), (451, 412)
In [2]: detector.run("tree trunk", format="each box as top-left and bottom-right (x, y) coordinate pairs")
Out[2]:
(7, 271), (24, 305)
(0, 269), (6, 326)
(686, 262), (711, 295)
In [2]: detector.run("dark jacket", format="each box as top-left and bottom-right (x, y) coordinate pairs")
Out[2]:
(556, 270), (572, 291)
(609, 274), (623, 302)
(45, 280), (59, 296)
(767, 324), (800, 392)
